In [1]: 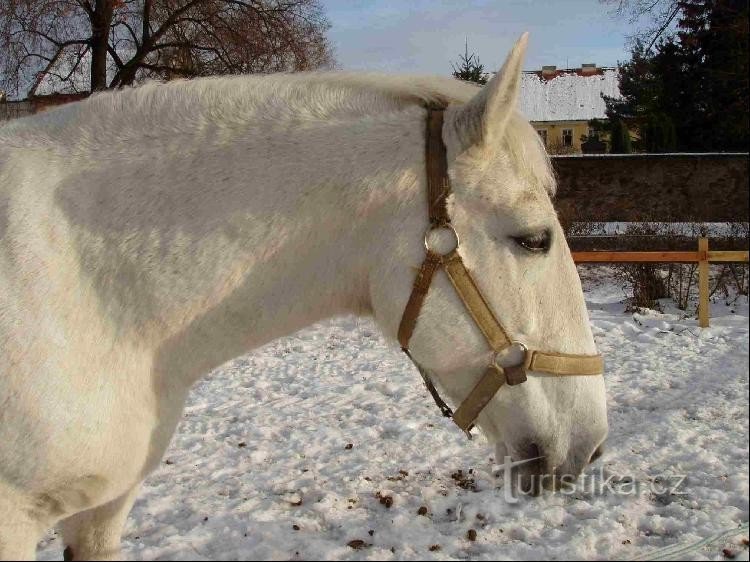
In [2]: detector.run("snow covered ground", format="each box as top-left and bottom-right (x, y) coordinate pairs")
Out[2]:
(38, 267), (749, 561)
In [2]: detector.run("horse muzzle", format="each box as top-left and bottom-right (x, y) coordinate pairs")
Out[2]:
(499, 429), (608, 495)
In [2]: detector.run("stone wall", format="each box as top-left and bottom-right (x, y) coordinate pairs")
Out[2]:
(552, 154), (749, 224)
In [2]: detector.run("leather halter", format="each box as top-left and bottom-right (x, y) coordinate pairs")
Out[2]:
(398, 106), (604, 437)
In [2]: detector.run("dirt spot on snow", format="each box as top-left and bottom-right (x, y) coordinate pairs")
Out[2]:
(347, 539), (370, 550)
(375, 491), (393, 508)
(451, 469), (477, 491)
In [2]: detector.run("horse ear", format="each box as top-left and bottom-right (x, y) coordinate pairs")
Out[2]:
(451, 32), (528, 151)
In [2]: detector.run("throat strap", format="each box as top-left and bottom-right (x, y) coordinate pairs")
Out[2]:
(398, 251), (442, 350)
(452, 364), (508, 432)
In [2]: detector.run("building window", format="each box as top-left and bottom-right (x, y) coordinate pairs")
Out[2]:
(537, 129), (548, 146)
(562, 128), (573, 146)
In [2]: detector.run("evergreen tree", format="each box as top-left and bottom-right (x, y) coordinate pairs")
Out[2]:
(583, 119), (610, 153)
(641, 113), (678, 151)
(606, 0), (749, 152)
(610, 119), (634, 153)
(451, 39), (488, 85)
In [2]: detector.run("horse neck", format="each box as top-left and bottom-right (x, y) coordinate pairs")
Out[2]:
(145, 105), (426, 382)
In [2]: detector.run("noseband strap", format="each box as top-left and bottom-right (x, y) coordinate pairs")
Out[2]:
(399, 106), (604, 437)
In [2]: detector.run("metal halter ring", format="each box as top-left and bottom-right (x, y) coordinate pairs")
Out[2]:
(492, 341), (529, 370)
(423, 223), (460, 255)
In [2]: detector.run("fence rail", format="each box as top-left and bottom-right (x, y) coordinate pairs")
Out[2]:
(572, 237), (749, 328)
(572, 250), (749, 263)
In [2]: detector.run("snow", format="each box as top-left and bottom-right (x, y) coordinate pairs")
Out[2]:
(518, 69), (621, 122)
(37, 268), (749, 561)
(568, 221), (748, 238)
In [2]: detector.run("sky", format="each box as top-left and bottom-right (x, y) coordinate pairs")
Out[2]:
(321, 0), (636, 75)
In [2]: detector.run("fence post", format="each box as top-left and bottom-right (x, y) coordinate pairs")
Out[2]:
(698, 237), (710, 328)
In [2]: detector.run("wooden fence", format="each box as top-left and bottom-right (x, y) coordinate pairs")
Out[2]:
(555, 154), (749, 328)
(572, 238), (749, 327)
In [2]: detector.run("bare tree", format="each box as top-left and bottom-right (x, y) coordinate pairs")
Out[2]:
(602, 0), (682, 51)
(0, 0), (334, 98)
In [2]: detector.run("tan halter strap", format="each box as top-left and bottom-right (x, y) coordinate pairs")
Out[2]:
(398, 106), (604, 436)
(425, 107), (451, 226)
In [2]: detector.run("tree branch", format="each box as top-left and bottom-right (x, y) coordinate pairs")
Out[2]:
(107, 42), (124, 68)
(645, 4), (681, 52)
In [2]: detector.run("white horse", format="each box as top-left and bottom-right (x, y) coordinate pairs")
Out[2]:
(0, 35), (607, 560)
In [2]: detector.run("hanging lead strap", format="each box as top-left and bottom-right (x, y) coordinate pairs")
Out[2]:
(405, 350), (455, 420)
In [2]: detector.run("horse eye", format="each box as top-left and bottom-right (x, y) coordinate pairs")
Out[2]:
(512, 230), (551, 253)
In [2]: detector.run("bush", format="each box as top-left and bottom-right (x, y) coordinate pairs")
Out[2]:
(574, 221), (749, 314)
(640, 113), (677, 153)
(609, 119), (632, 154)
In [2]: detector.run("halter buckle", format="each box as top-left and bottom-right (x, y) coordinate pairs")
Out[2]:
(492, 341), (529, 386)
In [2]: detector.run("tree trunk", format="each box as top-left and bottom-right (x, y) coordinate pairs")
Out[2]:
(90, 0), (114, 91)
(113, 61), (141, 88)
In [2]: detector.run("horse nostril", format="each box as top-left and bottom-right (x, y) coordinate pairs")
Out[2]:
(512, 442), (547, 495)
(589, 444), (605, 464)
(528, 442), (541, 459)
(523, 442), (545, 466)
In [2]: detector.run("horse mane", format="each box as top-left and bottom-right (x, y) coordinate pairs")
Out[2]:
(0, 71), (553, 194)
(0, 73), (481, 149)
